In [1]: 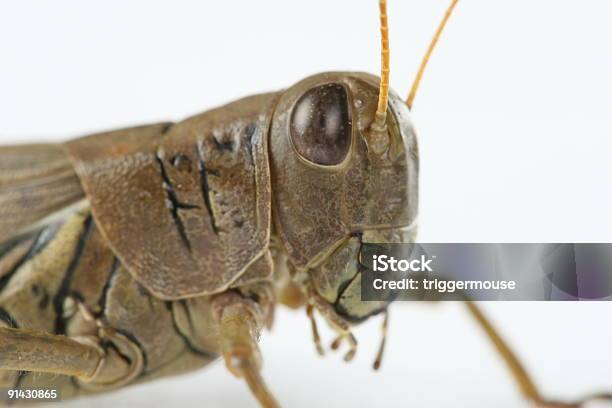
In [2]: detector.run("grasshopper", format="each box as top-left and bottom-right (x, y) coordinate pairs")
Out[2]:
(0, 1), (610, 407)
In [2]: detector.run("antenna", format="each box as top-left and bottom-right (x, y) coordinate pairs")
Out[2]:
(375, 0), (391, 123)
(369, 0), (391, 155)
(406, 0), (460, 109)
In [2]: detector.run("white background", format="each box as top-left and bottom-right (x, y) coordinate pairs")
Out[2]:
(1, 0), (612, 407)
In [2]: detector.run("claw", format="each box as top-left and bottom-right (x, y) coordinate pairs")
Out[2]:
(343, 333), (358, 362)
(330, 332), (357, 362)
(330, 335), (342, 351)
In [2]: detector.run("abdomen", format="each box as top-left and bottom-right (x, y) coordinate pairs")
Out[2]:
(0, 144), (218, 400)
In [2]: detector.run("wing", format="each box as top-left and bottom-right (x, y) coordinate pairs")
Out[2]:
(0, 144), (85, 244)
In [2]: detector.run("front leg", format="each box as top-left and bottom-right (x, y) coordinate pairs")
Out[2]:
(212, 285), (280, 408)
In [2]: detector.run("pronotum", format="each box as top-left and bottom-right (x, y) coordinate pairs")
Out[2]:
(0, 1), (610, 407)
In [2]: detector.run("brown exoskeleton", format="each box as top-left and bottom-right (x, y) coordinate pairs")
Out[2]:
(0, 1), (611, 407)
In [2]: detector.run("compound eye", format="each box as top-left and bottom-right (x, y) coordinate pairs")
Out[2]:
(290, 83), (352, 166)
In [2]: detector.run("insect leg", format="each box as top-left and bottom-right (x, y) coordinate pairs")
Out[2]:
(465, 301), (612, 407)
(307, 286), (358, 362)
(306, 305), (325, 356)
(372, 309), (389, 370)
(0, 326), (102, 379)
(212, 289), (280, 408)
(0, 321), (144, 389)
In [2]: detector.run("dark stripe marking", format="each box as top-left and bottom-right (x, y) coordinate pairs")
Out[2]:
(0, 237), (23, 260)
(155, 154), (198, 251)
(167, 301), (217, 358)
(114, 327), (148, 374)
(212, 136), (235, 152)
(0, 223), (61, 293)
(243, 123), (257, 167)
(53, 215), (93, 334)
(98, 257), (120, 315)
(0, 235), (38, 292)
(196, 141), (220, 234)
(12, 371), (29, 397)
(31, 284), (50, 309)
(0, 307), (18, 328)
